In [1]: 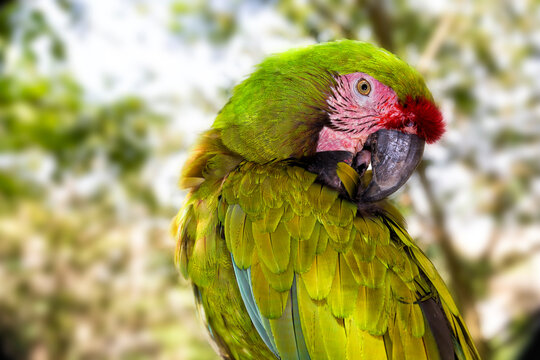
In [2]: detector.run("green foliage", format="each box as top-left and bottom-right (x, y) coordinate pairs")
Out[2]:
(0, 3), (215, 359)
(168, 0), (238, 43)
(0, 74), (161, 175)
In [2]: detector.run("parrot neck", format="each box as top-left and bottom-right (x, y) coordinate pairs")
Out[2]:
(316, 126), (370, 153)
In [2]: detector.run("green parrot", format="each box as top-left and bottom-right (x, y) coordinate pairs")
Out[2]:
(173, 40), (480, 360)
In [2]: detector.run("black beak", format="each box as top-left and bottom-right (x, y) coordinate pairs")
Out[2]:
(358, 129), (425, 202)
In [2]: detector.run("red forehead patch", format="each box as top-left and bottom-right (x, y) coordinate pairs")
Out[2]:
(385, 96), (445, 144)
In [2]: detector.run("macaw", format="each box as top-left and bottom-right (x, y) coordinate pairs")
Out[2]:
(172, 40), (479, 360)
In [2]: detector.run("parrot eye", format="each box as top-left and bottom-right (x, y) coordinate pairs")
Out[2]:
(356, 79), (371, 96)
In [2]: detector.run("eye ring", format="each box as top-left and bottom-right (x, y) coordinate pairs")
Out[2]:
(356, 79), (371, 96)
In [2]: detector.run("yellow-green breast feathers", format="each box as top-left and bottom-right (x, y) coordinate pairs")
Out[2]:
(173, 158), (480, 359)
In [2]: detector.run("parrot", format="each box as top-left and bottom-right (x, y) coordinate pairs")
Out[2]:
(172, 40), (480, 360)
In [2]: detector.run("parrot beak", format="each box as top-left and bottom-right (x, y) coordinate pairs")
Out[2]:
(358, 129), (425, 202)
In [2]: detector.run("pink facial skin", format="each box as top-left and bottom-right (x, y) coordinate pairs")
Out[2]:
(316, 72), (444, 153)
(317, 73), (399, 153)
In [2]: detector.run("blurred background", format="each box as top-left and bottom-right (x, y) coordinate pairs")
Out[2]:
(0, 0), (539, 359)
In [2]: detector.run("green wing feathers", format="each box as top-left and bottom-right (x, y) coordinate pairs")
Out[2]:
(173, 157), (480, 359)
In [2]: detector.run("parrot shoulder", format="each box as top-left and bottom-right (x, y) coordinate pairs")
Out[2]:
(172, 129), (242, 283)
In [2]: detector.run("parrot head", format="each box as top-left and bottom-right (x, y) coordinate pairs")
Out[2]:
(213, 40), (444, 202)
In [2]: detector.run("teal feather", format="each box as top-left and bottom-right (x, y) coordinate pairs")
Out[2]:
(291, 277), (311, 360)
(232, 257), (279, 357)
(268, 276), (311, 360)
(233, 255), (311, 359)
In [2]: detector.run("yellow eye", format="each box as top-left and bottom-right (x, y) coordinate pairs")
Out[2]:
(356, 79), (371, 96)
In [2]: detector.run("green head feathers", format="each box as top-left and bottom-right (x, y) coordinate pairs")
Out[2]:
(213, 40), (433, 163)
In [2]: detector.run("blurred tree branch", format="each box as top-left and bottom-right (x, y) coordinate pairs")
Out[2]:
(417, 10), (455, 73)
(310, 0), (394, 50)
(494, 243), (540, 275)
(357, 0), (394, 51)
(417, 162), (489, 358)
(310, 0), (355, 39)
